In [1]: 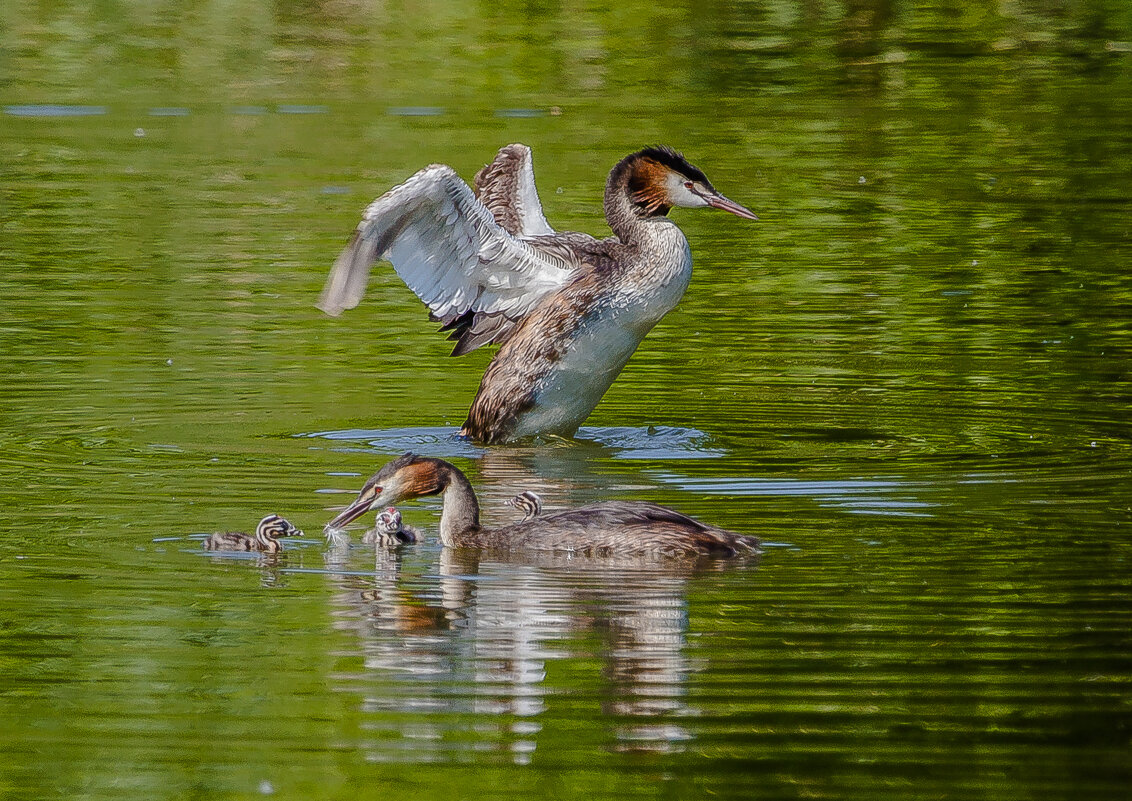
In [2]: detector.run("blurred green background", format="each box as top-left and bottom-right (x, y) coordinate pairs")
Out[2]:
(1, 2), (1130, 800)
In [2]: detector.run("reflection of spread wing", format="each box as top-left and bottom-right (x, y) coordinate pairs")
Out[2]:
(473, 143), (555, 237)
(318, 164), (577, 355)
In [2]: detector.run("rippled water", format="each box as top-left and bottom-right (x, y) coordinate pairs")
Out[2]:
(2, 2), (1131, 799)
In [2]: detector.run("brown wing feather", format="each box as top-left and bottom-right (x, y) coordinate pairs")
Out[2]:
(474, 147), (526, 235)
(473, 144), (554, 237)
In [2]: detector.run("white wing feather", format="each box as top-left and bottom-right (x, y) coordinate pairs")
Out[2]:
(507, 145), (554, 236)
(318, 165), (575, 327)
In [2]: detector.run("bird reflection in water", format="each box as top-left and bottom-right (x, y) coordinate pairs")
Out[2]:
(322, 543), (757, 760)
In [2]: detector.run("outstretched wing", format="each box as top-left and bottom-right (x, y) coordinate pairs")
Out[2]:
(473, 144), (555, 237)
(318, 163), (576, 354)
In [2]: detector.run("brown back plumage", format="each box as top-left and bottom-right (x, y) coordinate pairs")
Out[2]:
(467, 500), (759, 558)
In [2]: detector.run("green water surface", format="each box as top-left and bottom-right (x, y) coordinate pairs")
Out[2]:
(1, 2), (1130, 799)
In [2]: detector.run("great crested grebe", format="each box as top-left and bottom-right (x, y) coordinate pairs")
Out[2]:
(318, 144), (757, 444)
(505, 490), (543, 522)
(203, 514), (303, 553)
(325, 453), (759, 557)
(362, 506), (419, 546)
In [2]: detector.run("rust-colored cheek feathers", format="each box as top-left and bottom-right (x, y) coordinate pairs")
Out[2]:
(627, 159), (673, 216)
(401, 462), (445, 498)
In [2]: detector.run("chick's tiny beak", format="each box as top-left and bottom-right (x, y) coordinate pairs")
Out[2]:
(326, 488), (381, 529)
(707, 192), (758, 220)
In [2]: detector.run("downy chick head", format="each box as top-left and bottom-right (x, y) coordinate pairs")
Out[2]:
(257, 514), (304, 540)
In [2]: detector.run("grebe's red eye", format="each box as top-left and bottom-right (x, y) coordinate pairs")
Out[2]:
(684, 181), (694, 189)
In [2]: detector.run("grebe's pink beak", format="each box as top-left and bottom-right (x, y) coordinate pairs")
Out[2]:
(706, 192), (758, 220)
(327, 489), (381, 529)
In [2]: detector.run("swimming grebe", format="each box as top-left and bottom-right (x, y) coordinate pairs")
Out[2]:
(505, 490), (543, 522)
(203, 514), (303, 553)
(325, 453), (759, 557)
(362, 506), (419, 546)
(318, 144), (757, 444)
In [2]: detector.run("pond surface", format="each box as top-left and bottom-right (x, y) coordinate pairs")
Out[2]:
(2, 2), (1131, 799)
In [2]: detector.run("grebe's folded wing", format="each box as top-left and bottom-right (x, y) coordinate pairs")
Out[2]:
(530, 501), (761, 557)
(473, 144), (555, 238)
(318, 165), (576, 352)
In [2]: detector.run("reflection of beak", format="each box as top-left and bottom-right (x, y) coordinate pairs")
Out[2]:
(706, 192), (758, 220)
(326, 489), (380, 529)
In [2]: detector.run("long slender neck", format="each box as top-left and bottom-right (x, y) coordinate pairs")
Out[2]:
(257, 533), (280, 553)
(437, 463), (481, 547)
(604, 165), (667, 243)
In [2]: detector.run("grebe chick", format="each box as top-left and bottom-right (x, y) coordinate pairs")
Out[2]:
(326, 453), (759, 558)
(362, 506), (419, 546)
(203, 514), (303, 553)
(505, 490), (543, 522)
(318, 144), (757, 444)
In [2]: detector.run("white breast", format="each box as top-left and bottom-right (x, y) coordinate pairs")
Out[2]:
(508, 225), (692, 438)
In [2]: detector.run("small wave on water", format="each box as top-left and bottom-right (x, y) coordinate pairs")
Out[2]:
(573, 425), (725, 459)
(296, 426), (482, 458)
(650, 471), (938, 518)
(295, 425), (726, 461)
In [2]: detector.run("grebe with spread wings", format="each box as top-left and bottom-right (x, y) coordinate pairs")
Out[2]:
(319, 145), (756, 443)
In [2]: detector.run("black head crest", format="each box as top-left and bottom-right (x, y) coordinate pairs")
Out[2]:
(366, 452), (418, 485)
(609, 146), (718, 218)
(633, 146), (712, 188)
